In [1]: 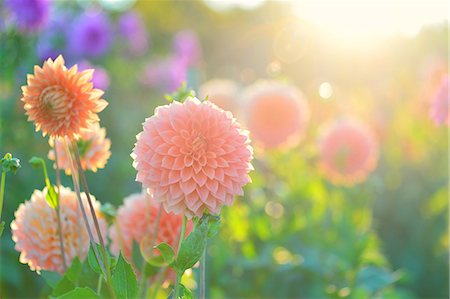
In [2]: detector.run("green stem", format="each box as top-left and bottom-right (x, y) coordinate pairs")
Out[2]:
(63, 140), (107, 279)
(54, 146), (67, 271)
(150, 267), (167, 299)
(0, 171), (5, 218)
(71, 141), (116, 299)
(199, 244), (206, 299)
(174, 274), (181, 299)
(97, 274), (103, 294)
(173, 216), (187, 299)
(177, 216), (187, 254)
(55, 207), (67, 271)
(139, 202), (163, 298)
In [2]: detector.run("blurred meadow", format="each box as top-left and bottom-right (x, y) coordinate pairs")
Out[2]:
(0, 0), (448, 298)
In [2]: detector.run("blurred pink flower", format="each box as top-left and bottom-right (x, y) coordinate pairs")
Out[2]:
(11, 186), (107, 274)
(77, 61), (110, 91)
(243, 80), (309, 149)
(141, 56), (187, 93)
(48, 123), (111, 175)
(199, 79), (239, 113)
(131, 97), (253, 218)
(109, 192), (192, 265)
(429, 75), (449, 126)
(318, 119), (378, 186)
(118, 11), (149, 56)
(173, 29), (201, 66)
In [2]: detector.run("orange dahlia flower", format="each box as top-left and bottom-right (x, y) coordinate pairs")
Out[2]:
(243, 80), (309, 149)
(21, 55), (108, 140)
(48, 123), (111, 174)
(109, 192), (192, 265)
(318, 119), (379, 186)
(11, 186), (107, 274)
(132, 97), (253, 218)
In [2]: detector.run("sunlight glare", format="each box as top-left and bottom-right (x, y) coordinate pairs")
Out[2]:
(292, 0), (448, 41)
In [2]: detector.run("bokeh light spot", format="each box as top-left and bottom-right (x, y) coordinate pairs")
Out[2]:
(272, 247), (293, 264)
(273, 24), (308, 63)
(338, 287), (351, 297)
(319, 82), (333, 99)
(265, 201), (284, 219)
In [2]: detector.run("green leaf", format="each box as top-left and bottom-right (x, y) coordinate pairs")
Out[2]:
(51, 276), (75, 297)
(131, 240), (144, 269)
(41, 270), (62, 289)
(146, 255), (165, 267)
(65, 257), (83, 283)
(175, 217), (208, 274)
(0, 221), (4, 237)
(143, 263), (160, 278)
(155, 242), (175, 265)
(100, 202), (116, 225)
(1, 153), (21, 174)
(207, 214), (221, 238)
(77, 139), (93, 158)
(112, 253), (138, 299)
(55, 287), (100, 299)
(88, 244), (103, 275)
(29, 156), (58, 208)
(45, 184), (59, 209)
(179, 283), (193, 299)
(164, 83), (195, 103)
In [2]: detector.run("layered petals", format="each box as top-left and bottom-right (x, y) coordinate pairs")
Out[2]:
(21, 55), (108, 140)
(11, 186), (107, 274)
(132, 97), (253, 218)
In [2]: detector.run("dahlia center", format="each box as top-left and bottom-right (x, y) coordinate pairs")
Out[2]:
(186, 133), (208, 164)
(39, 85), (71, 119)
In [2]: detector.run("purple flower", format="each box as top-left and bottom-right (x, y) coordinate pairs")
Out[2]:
(118, 11), (149, 56)
(36, 13), (69, 62)
(141, 56), (187, 93)
(4, 0), (50, 32)
(429, 75), (449, 126)
(76, 61), (110, 91)
(172, 29), (202, 66)
(67, 11), (112, 58)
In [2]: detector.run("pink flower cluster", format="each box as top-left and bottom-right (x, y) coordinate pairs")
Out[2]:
(11, 186), (106, 274)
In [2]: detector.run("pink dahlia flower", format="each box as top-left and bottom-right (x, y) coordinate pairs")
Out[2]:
(318, 119), (378, 186)
(11, 186), (107, 274)
(429, 75), (449, 126)
(243, 80), (309, 149)
(109, 192), (192, 265)
(199, 79), (239, 114)
(132, 97), (253, 218)
(48, 123), (111, 175)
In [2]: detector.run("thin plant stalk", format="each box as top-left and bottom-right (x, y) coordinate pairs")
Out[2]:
(71, 141), (116, 299)
(199, 245), (206, 299)
(177, 216), (187, 253)
(173, 216), (187, 299)
(62, 139), (106, 275)
(150, 267), (168, 299)
(54, 146), (68, 271)
(97, 274), (103, 294)
(0, 171), (5, 218)
(139, 202), (163, 298)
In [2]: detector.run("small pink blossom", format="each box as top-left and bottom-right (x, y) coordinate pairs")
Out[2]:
(318, 119), (378, 186)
